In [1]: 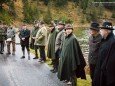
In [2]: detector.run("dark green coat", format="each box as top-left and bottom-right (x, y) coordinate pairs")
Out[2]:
(0, 28), (5, 41)
(47, 28), (58, 59)
(31, 27), (39, 37)
(58, 34), (86, 81)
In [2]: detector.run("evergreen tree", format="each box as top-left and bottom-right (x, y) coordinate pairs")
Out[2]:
(55, 0), (68, 7)
(43, 7), (52, 24)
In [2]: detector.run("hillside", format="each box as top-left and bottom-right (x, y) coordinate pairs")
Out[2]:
(1, 0), (115, 26)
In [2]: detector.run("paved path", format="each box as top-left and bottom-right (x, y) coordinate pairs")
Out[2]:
(0, 35), (66, 86)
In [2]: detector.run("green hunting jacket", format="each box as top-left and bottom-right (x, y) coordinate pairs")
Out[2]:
(0, 28), (6, 41)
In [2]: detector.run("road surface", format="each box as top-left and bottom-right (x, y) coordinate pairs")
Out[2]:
(0, 35), (66, 86)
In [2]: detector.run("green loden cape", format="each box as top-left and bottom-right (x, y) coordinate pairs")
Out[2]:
(47, 28), (58, 59)
(57, 33), (86, 81)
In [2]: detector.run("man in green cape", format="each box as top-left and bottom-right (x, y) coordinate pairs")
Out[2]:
(57, 24), (86, 86)
(47, 22), (58, 72)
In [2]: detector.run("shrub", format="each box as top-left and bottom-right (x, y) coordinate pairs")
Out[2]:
(0, 11), (13, 24)
(55, 0), (68, 7)
(58, 16), (73, 24)
(23, 1), (40, 24)
(43, 7), (52, 24)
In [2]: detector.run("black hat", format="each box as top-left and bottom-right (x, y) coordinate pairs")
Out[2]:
(90, 22), (100, 31)
(100, 22), (114, 30)
(58, 21), (65, 25)
(65, 24), (73, 30)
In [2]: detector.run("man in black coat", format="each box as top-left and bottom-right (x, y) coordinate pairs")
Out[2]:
(93, 22), (115, 86)
(19, 24), (30, 59)
(88, 22), (102, 83)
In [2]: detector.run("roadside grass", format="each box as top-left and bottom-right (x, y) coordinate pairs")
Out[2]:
(30, 49), (91, 86)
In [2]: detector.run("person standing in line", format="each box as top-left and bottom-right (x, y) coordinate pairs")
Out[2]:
(30, 23), (40, 59)
(19, 24), (30, 59)
(93, 22), (115, 86)
(34, 21), (47, 63)
(88, 22), (102, 85)
(6, 25), (16, 55)
(50, 21), (65, 73)
(47, 22), (58, 71)
(57, 24), (86, 86)
(0, 23), (6, 54)
(2, 24), (8, 52)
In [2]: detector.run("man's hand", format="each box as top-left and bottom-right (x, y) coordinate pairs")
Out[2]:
(22, 38), (25, 41)
(32, 37), (36, 39)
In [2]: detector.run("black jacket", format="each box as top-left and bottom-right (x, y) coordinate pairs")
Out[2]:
(19, 29), (30, 46)
(93, 32), (115, 86)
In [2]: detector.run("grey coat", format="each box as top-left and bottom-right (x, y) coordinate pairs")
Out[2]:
(55, 29), (65, 53)
(88, 34), (102, 64)
(7, 28), (16, 38)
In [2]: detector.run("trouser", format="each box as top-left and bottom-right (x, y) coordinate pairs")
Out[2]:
(39, 46), (46, 61)
(70, 72), (77, 86)
(34, 45), (39, 58)
(6, 41), (15, 53)
(0, 41), (4, 52)
(52, 49), (61, 69)
(30, 38), (35, 49)
(89, 64), (96, 80)
(21, 45), (30, 56)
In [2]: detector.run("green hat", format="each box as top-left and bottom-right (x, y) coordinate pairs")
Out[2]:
(65, 24), (73, 30)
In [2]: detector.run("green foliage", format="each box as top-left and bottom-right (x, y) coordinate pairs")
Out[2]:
(55, 0), (68, 7)
(0, 11), (13, 24)
(111, 11), (115, 18)
(58, 16), (73, 24)
(0, 0), (16, 10)
(7, 1), (16, 17)
(23, 0), (40, 24)
(43, 7), (52, 24)
(79, 0), (88, 10)
(43, 0), (49, 5)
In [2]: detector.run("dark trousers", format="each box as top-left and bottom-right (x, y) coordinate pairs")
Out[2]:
(89, 64), (96, 81)
(34, 45), (39, 58)
(0, 41), (4, 52)
(21, 45), (30, 51)
(70, 72), (77, 86)
(30, 38), (35, 49)
(53, 50), (61, 69)
(39, 46), (46, 61)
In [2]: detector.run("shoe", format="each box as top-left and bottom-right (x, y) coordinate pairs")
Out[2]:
(40, 60), (46, 63)
(21, 56), (25, 59)
(38, 58), (42, 62)
(50, 68), (54, 72)
(6, 52), (11, 55)
(52, 68), (57, 73)
(67, 81), (72, 85)
(33, 57), (38, 59)
(0, 52), (3, 54)
(63, 80), (68, 83)
(12, 52), (15, 55)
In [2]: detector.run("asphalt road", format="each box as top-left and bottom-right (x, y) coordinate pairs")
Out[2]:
(0, 35), (66, 86)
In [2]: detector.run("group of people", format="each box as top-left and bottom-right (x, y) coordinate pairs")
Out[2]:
(24, 21), (86, 86)
(0, 21), (115, 86)
(0, 24), (16, 55)
(88, 21), (115, 86)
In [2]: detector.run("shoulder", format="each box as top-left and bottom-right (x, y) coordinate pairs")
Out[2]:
(69, 34), (78, 42)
